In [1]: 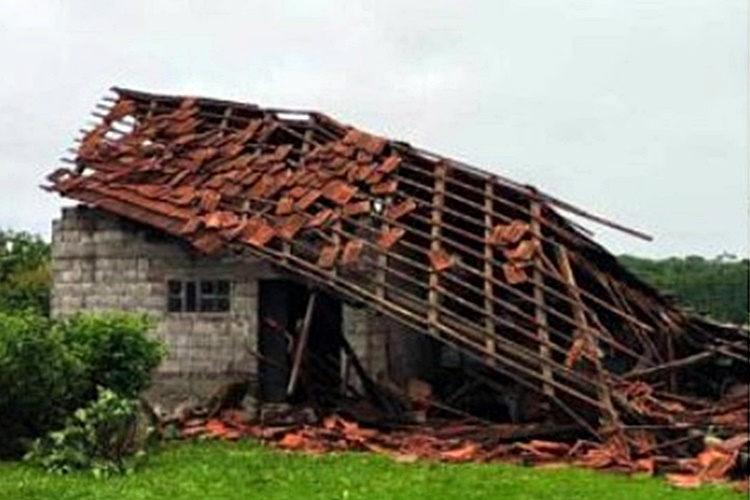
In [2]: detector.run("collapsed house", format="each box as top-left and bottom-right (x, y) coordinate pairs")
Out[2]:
(45, 88), (748, 464)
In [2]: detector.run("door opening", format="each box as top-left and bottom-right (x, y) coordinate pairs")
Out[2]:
(258, 280), (342, 408)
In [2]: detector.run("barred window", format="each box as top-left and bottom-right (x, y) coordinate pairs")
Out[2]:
(167, 279), (231, 313)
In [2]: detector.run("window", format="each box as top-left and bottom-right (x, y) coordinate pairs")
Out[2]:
(167, 279), (231, 313)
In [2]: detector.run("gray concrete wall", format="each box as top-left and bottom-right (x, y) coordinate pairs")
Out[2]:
(51, 206), (284, 404)
(51, 205), (393, 406)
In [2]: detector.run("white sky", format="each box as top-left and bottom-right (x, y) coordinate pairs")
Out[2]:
(0, 0), (747, 258)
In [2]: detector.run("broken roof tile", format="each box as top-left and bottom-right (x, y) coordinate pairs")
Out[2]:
(306, 209), (335, 229)
(235, 120), (263, 143)
(343, 200), (371, 217)
(342, 129), (364, 146)
(341, 239), (365, 265)
(317, 245), (339, 269)
(378, 155), (402, 174)
(352, 164), (372, 183)
(359, 135), (387, 156)
(103, 98), (136, 123)
(502, 261), (529, 285)
(384, 199), (417, 221)
(218, 141), (245, 159)
(322, 180), (357, 206)
(179, 217), (202, 235)
(202, 211), (239, 229)
(332, 142), (356, 158)
(286, 186), (309, 199)
(275, 196), (295, 216)
(244, 220), (276, 247)
(277, 213), (308, 241)
(377, 227), (405, 250)
(199, 190), (222, 212)
(189, 147), (219, 164)
(169, 186), (196, 205)
(295, 189), (322, 211)
(371, 180), (398, 195)
(272, 144), (294, 161)
(429, 248), (454, 272)
(503, 239), (540, 262)
(491, 220), (530, 246)
(355, 150), (373, 165)
(191, 231), (224, 254)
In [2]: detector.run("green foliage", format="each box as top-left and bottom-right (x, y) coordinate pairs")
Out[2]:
(57, 313), (163, 403)
(0, 230), (50, 315)
(0, 311), (82, 457)
(619, 254), (749, 325)
(24, 388), (148, 477)
(0, 311), (163, 458)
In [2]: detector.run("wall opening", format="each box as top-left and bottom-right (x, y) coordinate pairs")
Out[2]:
(258, 280), (342, 408)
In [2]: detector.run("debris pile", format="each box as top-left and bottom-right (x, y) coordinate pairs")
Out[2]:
(163, 409), (748, 490)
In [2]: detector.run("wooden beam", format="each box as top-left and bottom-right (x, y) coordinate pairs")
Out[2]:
(428, 163), (446, 330)
(286, 292), (317, 396)
(557, 247), (621, 430)
(531, 198), (554, 397)
(376, 195), (392, 300)
(483, 181), (497, 367)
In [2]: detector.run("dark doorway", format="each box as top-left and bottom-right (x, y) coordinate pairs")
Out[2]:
(258, 280), (342, 407)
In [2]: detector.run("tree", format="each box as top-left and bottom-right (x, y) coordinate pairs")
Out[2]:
(0, 230), (51, 315)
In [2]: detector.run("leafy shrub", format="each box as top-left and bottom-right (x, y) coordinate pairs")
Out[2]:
(0, 312), (81, 457)
(57, 313), (164, 404)
(25, 387), (150, 476)
(0, 311), (163, 458)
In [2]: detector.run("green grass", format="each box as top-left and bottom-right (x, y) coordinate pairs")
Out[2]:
(0, 440), (740, 499)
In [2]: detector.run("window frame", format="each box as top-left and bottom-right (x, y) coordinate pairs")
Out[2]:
(166, 278), (232, 314)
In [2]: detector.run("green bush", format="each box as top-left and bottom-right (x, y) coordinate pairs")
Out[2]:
(0, 312), (81, 457)
(0, 230), (51, 315)
(57, 313), (163, 404)
(0, 311), (163, 458)
(24, 387), (149, 476)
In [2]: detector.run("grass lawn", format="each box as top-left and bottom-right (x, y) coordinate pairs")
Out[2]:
(0, 440), (741, 499)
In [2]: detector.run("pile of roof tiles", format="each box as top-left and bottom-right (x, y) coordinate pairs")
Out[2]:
(169, 410), (748, 491)
(48, 95), (414, 262)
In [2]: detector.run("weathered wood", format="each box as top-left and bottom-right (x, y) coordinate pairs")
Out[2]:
(428, 163), (446, 329)
(531, 198), (554, 397)
(625, 342), (745, 379)
(376, 195), (392, 300)
(286, 292), (318, 396)
(483, 181), (497, 366)
(557, 247), (621, 429)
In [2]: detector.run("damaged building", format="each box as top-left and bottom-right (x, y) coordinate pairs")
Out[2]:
(45, 88), (748, 459)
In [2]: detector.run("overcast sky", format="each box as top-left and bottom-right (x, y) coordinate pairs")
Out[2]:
(0, 0), (746, 257)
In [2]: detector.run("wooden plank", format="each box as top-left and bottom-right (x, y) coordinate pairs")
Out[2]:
(483, 181), (497, 367)
(557, 247), (621, 429)
(428, 163), (447, 329)
(286, 292), (317, 396)
(376, 196), (392, 300)
(531, 199), (554, 397)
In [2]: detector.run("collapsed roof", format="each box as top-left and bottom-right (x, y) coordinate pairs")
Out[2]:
(45, 87), (748, 453)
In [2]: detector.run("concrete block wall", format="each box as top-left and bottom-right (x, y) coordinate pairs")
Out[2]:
(342, 306), (389, 382)
(51, 206), (280, 391)
(51, 205), (390, 405)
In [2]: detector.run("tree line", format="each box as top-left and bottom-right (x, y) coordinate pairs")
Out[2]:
(618, 253), (748, 325)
